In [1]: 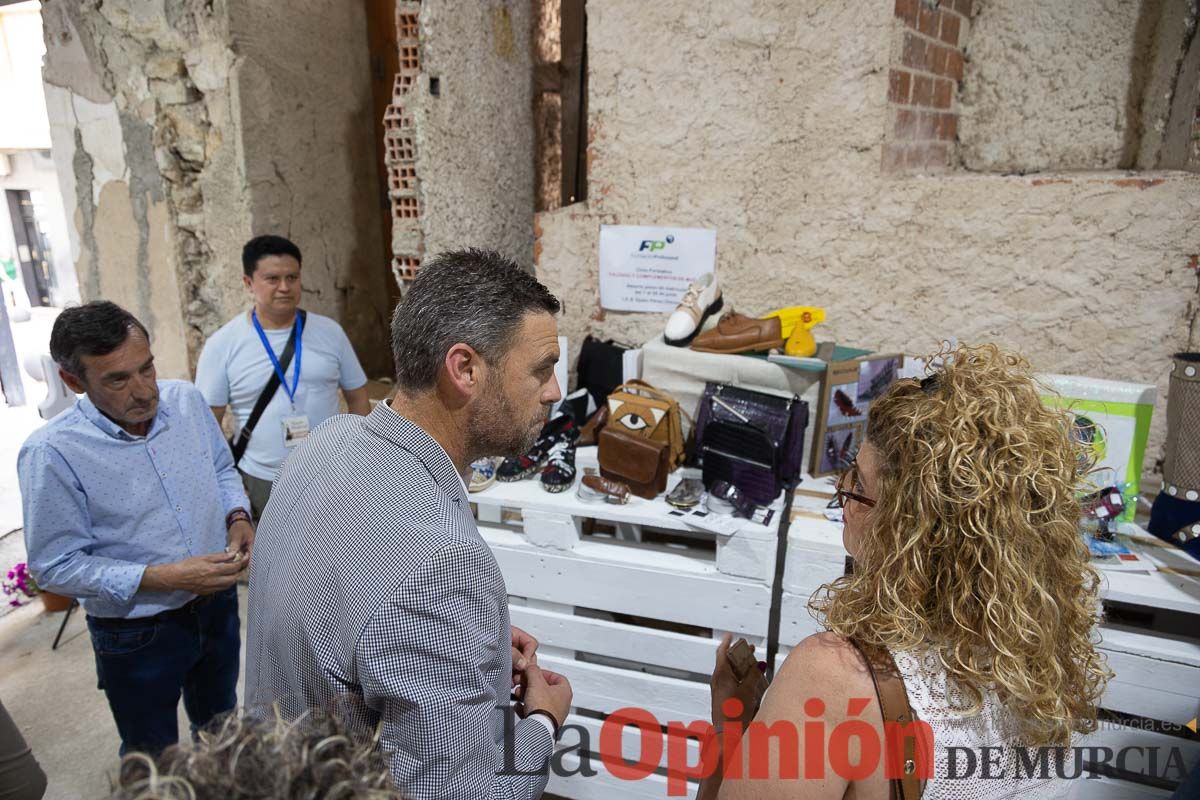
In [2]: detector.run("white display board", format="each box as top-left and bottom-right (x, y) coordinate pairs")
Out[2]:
(598, 224), (716, 312)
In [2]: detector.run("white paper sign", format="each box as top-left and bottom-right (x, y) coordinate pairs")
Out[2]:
(598, 224), (716, 312)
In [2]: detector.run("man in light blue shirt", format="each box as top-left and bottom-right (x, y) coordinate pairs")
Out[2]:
(195, 235), (370, 519)
(17, 301), (251, 757)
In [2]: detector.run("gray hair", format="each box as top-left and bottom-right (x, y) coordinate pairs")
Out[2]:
(110, 708), (398, 799)
(390, 249), (560, 393)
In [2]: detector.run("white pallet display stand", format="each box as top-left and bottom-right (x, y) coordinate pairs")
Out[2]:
(471, 446), (782, 799)
(780, 477), (1200, 796)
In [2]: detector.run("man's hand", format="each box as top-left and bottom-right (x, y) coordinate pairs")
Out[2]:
(511, 624), (539, 679)
(140, 553), (242, 595)
(226, 519), (255, 570)
(519, 664), (572, 730)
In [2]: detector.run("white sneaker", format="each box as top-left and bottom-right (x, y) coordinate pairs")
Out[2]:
(664, 273), (723, 346)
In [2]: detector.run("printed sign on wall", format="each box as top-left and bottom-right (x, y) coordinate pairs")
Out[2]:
(598, 225), (716, 312)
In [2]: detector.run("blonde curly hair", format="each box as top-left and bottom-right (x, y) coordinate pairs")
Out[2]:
(810, 343), (1111, 746)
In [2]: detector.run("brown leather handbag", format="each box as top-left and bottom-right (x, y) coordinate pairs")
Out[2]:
(599, 427), (669, 499)
(604, 380), (687, 470)
(849, 641), (925, 800)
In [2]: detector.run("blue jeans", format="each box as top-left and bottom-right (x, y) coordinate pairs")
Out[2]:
(86, 587), (240, 757)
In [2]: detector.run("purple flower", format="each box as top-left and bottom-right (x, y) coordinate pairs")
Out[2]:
(5, 571), (12, 580)
(8, 600), (20, 608)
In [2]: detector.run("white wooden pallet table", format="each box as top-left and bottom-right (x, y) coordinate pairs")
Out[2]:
(471, 446), (786, 799)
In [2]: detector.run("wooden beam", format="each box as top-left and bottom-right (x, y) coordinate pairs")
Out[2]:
(560, 0), (586, 205)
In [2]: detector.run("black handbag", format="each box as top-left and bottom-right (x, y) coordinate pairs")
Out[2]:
(576, 336), (629, 409)
(693, 383), (809, 505)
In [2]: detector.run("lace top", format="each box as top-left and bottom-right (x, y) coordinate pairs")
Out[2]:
(891, 648), (1062, 800)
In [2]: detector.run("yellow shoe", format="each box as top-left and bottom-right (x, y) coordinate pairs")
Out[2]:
(761, 306), (826, 340)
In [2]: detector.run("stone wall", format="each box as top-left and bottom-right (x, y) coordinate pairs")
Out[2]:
(229, 0), (391, 373)
(383, 0), (535, 286)
(534, 0), (1200, 477)
(40, 0), (391, 377)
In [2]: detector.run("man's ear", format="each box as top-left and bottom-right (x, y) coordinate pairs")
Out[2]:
(443, 343), (484, 398)
(59, 367), (86, 395)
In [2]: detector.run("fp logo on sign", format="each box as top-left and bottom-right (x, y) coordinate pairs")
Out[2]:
(638, 234), (675, 252)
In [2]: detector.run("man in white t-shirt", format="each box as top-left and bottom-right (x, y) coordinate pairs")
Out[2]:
(196, 235), (370, 518)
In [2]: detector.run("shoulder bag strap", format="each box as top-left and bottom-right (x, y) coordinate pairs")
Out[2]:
(849, 639), (924, 800)
(229, 309), (306, 467)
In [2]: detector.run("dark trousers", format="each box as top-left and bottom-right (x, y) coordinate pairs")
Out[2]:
(239, 469), (274, 522)
(86, 586), (240, 757)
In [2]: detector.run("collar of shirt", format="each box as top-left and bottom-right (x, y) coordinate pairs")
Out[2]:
(365, 403), (469, 500)
(77, 394), (172, 441)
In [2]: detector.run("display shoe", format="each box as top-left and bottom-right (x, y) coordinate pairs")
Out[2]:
(666, 477), (704, 509)
(762, 306), (826, 358)
(540, 435), (579, 493)
(578, 405), (609, 447)
(664, 273), (724, 346)
(578, 474), (632, 504)
(497, 414), (577, 482)
(690, 311), (784, 355)
(833, 388), (863, 417)
(468, 457), (500, 493)
(556, 387), (590, 424)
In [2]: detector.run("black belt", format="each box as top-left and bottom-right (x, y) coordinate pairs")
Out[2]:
(86, 589), (229, 628)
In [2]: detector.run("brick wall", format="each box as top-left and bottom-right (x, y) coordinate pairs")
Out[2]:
(384, 1), (423, 285)
(883, 0), (970, 174)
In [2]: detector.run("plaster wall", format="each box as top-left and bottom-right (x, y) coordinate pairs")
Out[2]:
(534, 0), (1200, 476)
(40, 0), (391, 377)
(229, 0), (391, 374)
(415, 0), (535, 267)
(957, 0), (1142, 172)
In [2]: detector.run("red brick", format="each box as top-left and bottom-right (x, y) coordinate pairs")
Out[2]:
(912, 75), (935, 106)
(939, 12), (961, 46)
(902, 34), (926, 70)
(932, 77), (953, 108)
(888, 69), (912, 104)
(912, 142), (950, 170)
(917, 4), (939, 36)
(936, 112), (958, 140)
(894, 108), (917, 137)
(946, 50), (965, 82)
(953, 0), (973, 16)
(925, 45), (946, 76)
(894, 0), (918, 27)
(919, 111), (940, 139)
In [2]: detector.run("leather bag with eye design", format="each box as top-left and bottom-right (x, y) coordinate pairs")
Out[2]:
(603, 380), (686, 470)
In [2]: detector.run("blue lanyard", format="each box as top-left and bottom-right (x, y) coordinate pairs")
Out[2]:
(251, 309), (303, 405)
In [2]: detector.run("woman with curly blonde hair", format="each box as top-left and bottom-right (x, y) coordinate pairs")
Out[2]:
(704, 343), (1110, 800)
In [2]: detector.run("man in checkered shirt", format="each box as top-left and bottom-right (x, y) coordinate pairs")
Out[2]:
(245, 250), (573, 799)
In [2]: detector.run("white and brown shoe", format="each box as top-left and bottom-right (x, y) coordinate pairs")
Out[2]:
(664, 273), (723, 346)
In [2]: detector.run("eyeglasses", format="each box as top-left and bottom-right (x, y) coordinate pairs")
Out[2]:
(834, 461), (875, 509)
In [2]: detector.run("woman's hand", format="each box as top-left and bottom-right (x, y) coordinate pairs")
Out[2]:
(710, 633), (769, 731)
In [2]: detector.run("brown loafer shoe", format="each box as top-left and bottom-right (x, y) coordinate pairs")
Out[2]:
(578, 474), (631, 504)
(690, 311), (784, 355)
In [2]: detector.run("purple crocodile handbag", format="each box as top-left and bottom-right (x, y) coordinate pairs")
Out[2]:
(693, 383), (809, 505)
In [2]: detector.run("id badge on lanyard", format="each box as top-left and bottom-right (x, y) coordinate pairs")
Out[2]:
(252, 310), (309, 448)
